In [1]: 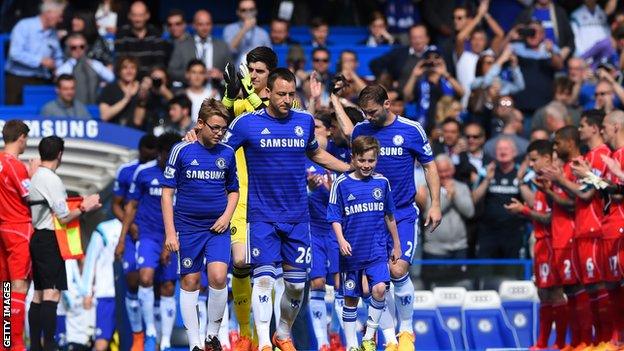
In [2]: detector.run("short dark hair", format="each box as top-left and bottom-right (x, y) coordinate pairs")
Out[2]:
(138, 133), (157, 150)
(310, 17), (328, 29)
(358, 84), (388, 106)
(114, 56), (139, 77)
(38, 136), (64, 161)
(314, 110), (332, 129)
(312, 47), (330, 59)
(169, 95), (192, 113)
(554, 76), (574, 95)
(581, 109), (605, 127)
(527, 139), (553, 156)
(271, 18), (289, 28)
(186, 59), (206, 71)
(157, 132), (182, 153)
(267, 68), (296, 90)
(555, 125), (580, 146)
(351, 135), (380, 156)
(344, 107), (365, 125)
(55, 74), (75, 87)
(246, 46), (278, 71)
(441, 117), (462, 130)
(2, 120), (30, 144)
(167, 8), (185, 20)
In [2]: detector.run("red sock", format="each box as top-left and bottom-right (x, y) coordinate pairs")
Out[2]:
(568, 294), (581, 346)
(575, 290), (594, 345)
(594, 289), (613, 343)
(589, 291), (602, 343)
(537, 303), (554, 347)
(611, 286), (624, 341)
(10, 292), (26, 350)
(553, 301), (569, 348)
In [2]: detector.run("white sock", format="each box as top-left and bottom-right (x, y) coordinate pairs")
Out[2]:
(198, 294), (208, 342)
(343, 305), (358, 350)
(276, 277), (306, 340)
(218, 299), (230, 348)
(273, 276), (285, 325)
(154, 299), (162, 342)
(252, 274), (276, 348)
(380, 289), (397, 345)
(364, 297), (385, 340)
(334, 292), (345, 330)
(206, 286), (228, 339)
(180, 289), (201, 350)
(138, 286), (157, 337)
(125, 292), (143, 333)
(393, 274), (415, 333)
(309, 289), (329, 346)
(159, 296), (176, 349)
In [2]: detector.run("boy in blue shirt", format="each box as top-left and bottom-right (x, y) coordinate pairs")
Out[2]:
(161, 99), (239, 351)
(327, 135), (401, 351)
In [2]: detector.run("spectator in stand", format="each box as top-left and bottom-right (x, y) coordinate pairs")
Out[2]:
(543, 101), (570, 134)
(403, 46), (464, 127)
(472, 137), (526, 259)
(470, 46), (525, 105)
(508, 20), (564, 116)
(56, 33), (115, 105)
(461, 122), (490, 184)
(185, 59), (219, 122)
(387, 89), (405, 116)
(571, 0), (617, 67)
(335, 50), (367, 101)
(533, 77), (581, 132)
(270, 18), (298, 46)
(593, 78), (622, 113)
(370, 24), (430, 90)
(439, 5), (471, 77)
(430, 96), (462, 140)
(165, 9), (188, 44)
(309, 48), (334, 105)
(168, 10), (230, 88)
(4, 0), (65, 105)
(515, 0), (574, 60)
(432, 118), (474, 185)
(41, 74), (92, 119)
(114, 1), (168, 78)
(223, 0), (271, 65)
(531, 128), (550, 141)
(422, 0), (455, 41)
(98, 56), (140, 125)
(567, 57), (596, 110)
(134, 66), (174, 131)
(153, 95), (194, 136)
(95, 0), (118, 36)
(484, 109), (530, 160)
(69, 11), (114, 67)
(383, 0), (422, 44)
(309, 17), (332, 47)
(362, 12), (395, 47)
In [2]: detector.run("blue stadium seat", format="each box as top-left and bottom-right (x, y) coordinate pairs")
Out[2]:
(499, 281), (538, 348)
(0, 105), (39, 117)
(412, 291), (456, 350)
(23, 85), (56, 109)
(87, 105), (100, 120)
(461, 290), (520, 350)
(433, 287), (466, 349)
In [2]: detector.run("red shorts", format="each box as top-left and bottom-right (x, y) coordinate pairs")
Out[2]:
(553, 246), (578, 285)
(573, 237), (603, 285)
(533, 238), (560, 288)
(0, 222), (33, 281)
(601, 237), (622, 282)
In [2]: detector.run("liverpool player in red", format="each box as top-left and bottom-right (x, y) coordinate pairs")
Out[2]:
(539, 126), (591, 349)
(0, 120), (36, 351)
(506, 140), (567, 349)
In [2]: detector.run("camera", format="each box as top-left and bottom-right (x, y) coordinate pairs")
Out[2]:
(517, 27), (536, 39)
(152, 77), (163, 89)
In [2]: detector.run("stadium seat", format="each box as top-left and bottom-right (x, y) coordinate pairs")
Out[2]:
(412, 291), (456, 350)
(499, 281), (539, 347)
(461, 290), (521, 350)
(433, 287), (467, 349)
(23, 85), (56, 109)
(0, 105), (39, 117)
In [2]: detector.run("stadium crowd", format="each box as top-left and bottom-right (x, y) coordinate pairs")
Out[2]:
(4, 0), (624, 350)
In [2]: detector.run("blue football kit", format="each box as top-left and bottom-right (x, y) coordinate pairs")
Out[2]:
(114, 160), (140, 274)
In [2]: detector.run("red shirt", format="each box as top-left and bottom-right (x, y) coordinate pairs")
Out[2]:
(0, 152), (31, 224)
(551, 162), (575, 248)
(533, 190), (551, 239)
(603, 147), (624, 239)
(575, 144), (610, 238)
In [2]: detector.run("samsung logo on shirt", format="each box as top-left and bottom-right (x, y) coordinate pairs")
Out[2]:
(185, 170), (225, 180)
(344, 202), (384, 216)
(149, 187), (162, 196)
(260, 138), (305, 148)
(380, 147), (403, 156)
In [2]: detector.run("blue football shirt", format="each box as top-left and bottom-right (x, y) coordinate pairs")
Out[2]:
(161, 141), (238, 234)
(224, 107), (319, 222)
(128, 160), (166, 237)
(113, 160), (139, 200)
(351, 116), (433, 215)
(327, 173), (396, 271)
(306, 160), (332, 232)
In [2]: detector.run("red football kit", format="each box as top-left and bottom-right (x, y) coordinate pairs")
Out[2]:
(532, 190), (558, 288)
(551, 162), (578, 285)
(602, 147), (624, 282)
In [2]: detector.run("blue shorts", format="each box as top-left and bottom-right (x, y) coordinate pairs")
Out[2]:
(247, 222), (311, 270)
(340, 261), (390, 298)
(178, 230), (231, 275)
(137, 235), (164, 270)
(309, 226), (339, 281)
(95, 297), (115, 341)
(388, 205), (419, 264)
(156, 254), (178, 283)
(122, 235), (139, 274)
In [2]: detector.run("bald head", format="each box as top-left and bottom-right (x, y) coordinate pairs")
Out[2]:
(606, 110), (624, 127)
(193, 10), (213, 38)
(129, 1), (149, 30)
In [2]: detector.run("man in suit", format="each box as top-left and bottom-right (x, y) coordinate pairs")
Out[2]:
(168, 9), (231, 87)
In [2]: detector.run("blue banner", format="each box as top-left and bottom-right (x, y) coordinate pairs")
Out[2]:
(0, 116), (144, 149)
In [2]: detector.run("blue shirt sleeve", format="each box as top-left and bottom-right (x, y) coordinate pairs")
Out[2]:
(127, 170), (143, 202)
(9, 20), (42, 68)
(327, 180), (344, 223)
(224, 116), (247, 150)
(411, 123), (434, 164)
(306, 114), (319, 152)
(440, 77), (454, 95)
(384, 180), (396, 214)
(113, 168), (129, 197)
(225, 149), (239, 192)
(162, 143), (183, 188)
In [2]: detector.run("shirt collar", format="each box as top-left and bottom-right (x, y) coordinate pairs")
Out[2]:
(194, 34), (212, 44)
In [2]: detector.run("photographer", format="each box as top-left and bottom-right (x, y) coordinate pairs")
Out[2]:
(134, 66), (174, 131)
(29, 136), (101, 351)
(403, 46), (464, 128)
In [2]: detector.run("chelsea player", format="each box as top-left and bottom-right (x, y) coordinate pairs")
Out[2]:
(119, 133), (181, 351)
(162, 99), (239, 351)
(224, 68), (351, 351)
(327, 135), (401, 351)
